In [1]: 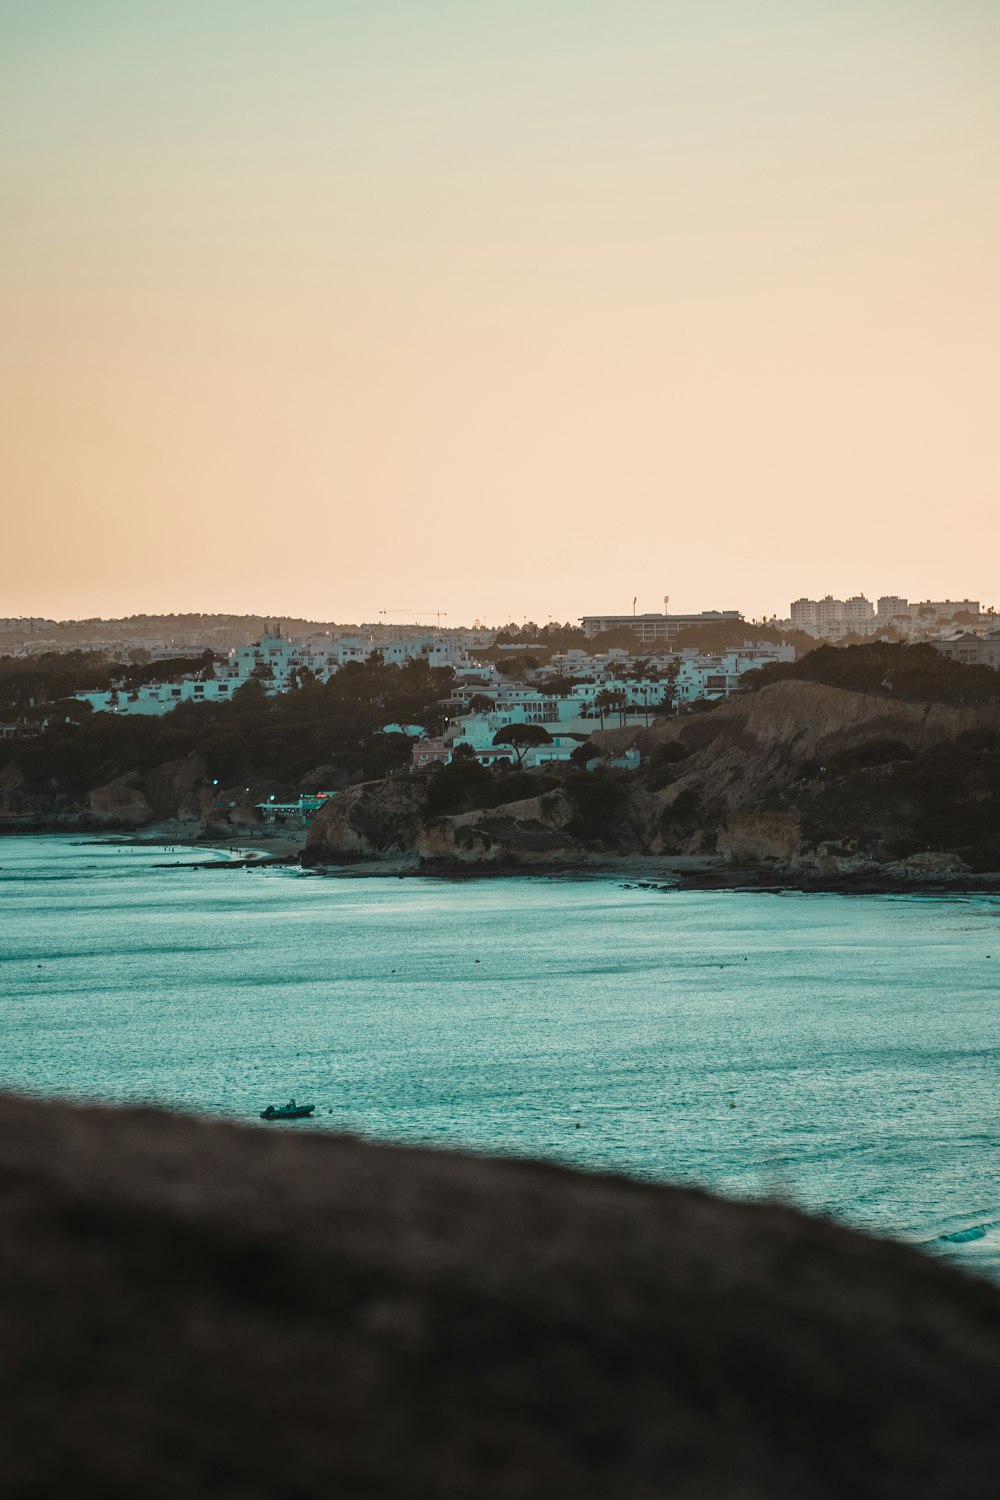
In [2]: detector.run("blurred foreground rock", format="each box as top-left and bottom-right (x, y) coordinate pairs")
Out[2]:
(1, 1093), (999, 1498)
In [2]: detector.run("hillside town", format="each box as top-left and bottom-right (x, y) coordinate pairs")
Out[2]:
(2, 596), (998, 786)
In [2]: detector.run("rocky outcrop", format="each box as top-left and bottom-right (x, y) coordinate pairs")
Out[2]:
(614, 681), (1000, 825)
(718, 811), (801, 864)
(304, 776), (428, 859)
(2, 1091), (1000, 1498)
(417, 790), (585, 864)
(307, 781), (626, 867)
(84, 773), (154, 828)
(0, 753), (214, 832)
(144, 753), (207, 822)
(595, 682), (1000, 870)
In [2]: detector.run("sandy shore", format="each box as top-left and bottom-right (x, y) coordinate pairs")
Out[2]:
(88, 824), (309, 864)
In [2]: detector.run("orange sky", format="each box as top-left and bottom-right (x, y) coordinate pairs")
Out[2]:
(2, 1), (998, 625)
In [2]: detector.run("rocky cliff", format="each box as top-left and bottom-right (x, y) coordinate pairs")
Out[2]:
(599, 681), (1000, 869)
(304, 776), (428, 857)
(84, 772), (155, 828)
(2, 1091), (999, 1498)
(416, 789), (587, 864)
(0, 751), (260, 835)
(604, 680), (1000, 819)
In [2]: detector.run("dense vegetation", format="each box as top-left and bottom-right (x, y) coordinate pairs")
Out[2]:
(0, 658), (454, 797)
(743, 642), (1000, 706)
(0, 651), (217, 713)
(668, 620), (818, 654)
(790, 727), (1000, 872)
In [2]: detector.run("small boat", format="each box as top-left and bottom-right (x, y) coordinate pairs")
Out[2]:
(260, 1098), (315, 1121)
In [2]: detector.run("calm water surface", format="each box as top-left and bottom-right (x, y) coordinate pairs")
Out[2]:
(2, 836), (1000, 1277)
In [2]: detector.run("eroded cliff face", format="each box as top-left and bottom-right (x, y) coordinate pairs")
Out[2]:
(143, 754), (207, 822)
(593, 682), (1000, 868)
(85, 774), (155, 829)
(304, 682), (1000, 872)
(416, 790), (587, 865)
(305, 782), (635, 866)
(304, 777), (428, 858)
(603, 681), (1000, 821)
(0, 751), (216, 833)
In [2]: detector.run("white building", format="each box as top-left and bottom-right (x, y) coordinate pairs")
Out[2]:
(674, 648), (792, 704)
(218, 624), (342, 689)
(76, 679), (239, 716)
(380, 635), (478, 672)
(789, 595), (878, 639)
(930, 630), (1000, 669)
(579, 609), (742, 643)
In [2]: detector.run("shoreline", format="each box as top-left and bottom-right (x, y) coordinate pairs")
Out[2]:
(3, 826), (998, 895)
(302, 850), (1000, 896)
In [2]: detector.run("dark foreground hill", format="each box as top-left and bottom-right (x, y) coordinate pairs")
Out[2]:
(2, 1094), (1000, 1498)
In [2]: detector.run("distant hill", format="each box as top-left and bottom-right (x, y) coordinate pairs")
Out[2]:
(0, 614), (359, 649)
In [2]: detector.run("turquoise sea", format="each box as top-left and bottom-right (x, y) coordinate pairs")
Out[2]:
(2, 835), (999, 1277)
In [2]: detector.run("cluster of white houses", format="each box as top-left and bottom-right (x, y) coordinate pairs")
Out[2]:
(410, 643), (796, 771)
(74, 625), (484, 717)
(68, 607), (1000, 778)
(75, 620), (795, 723)
(70, 621), (799, 773)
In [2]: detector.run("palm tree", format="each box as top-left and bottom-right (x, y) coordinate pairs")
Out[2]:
(594, 689), (617, 731)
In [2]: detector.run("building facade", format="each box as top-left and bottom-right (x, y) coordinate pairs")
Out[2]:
(579, 610), (742, 643)
(929, 631), (1000, 668)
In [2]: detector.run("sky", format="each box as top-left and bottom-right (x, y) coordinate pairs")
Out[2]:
(2, 0), (998, 626)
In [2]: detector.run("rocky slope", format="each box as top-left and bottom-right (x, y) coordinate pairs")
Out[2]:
(2, 1091), (1000, 1498)
(0, 752), (293, 837)
(5, 679), (997, 875)
(301, 774), (427, 856)
(611, 679), (1000, 815)
(618, 682), (1000, 870)
(305, 682), (1000, 874)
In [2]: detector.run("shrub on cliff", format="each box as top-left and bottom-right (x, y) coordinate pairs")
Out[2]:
(423, 758), (496, 819)
(562, 770), (629, 843)
(825, 738), (913, 776)
(744, 643), (1000, 706)
(644, 741), (692, 791)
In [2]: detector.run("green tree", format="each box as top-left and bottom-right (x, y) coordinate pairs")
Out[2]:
(595, 688), (627, 728)
(491, 723), (552, 766)
(495, 655), (539, 678)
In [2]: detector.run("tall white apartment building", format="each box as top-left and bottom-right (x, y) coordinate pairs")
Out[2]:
(842, 595), (875, 632)
(790, 595), (881, 637)
(815, 596), (845, 634)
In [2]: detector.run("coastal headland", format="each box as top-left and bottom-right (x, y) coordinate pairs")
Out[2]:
(300, 676), (1000, 889)
(3, 666), (998, 892)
